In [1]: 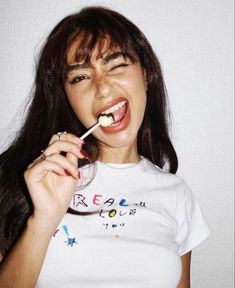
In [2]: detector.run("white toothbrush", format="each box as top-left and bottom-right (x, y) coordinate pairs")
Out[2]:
(80, 114), (114, 140)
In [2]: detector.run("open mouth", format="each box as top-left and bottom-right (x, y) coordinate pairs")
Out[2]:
(99, 100), (128, 127)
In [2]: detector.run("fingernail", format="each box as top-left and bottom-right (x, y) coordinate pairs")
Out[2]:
(79, 141), (85, 147)
(77, 171), (81, 179)
(64, 169), (72, 176)
(76, 138), (85, 144)
(81, 150), (90, 160)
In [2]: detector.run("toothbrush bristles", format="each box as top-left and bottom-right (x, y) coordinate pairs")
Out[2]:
(98, 114), (114, 127)
(80, 114), (114, 140)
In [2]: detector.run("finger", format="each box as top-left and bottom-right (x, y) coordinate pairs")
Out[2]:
(49, 132), (84, 146)
(66, 151), (78, 165)
(44, 141), (85, 159)
(28, 140), (85, 170)
(25, 160), (68, 182)
(65, 152), (79, 178)
(27, 152), (79, 179)
(43, 154), (79, 179)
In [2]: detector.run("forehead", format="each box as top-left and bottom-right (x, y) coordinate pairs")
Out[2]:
(66, 36), (118, 64)
(65, 27), (138, 66)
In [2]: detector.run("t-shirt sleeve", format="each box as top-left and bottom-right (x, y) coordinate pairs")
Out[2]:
(175, 181), (211, 256)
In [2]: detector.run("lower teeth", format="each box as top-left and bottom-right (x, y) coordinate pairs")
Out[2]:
(106, 103), (127, 127)
(111, 120), (121, 127)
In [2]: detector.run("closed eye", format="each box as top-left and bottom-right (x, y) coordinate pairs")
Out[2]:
(109, 63), (129, 72)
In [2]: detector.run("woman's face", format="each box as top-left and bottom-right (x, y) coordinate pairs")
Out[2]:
(64, 40), (147, 150)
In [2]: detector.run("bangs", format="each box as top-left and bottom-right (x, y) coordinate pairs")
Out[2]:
(65, 17), (138, 65)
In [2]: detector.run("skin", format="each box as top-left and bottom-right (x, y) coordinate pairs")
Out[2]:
(0, 132), (85, 287)
(65, 42), (191, 287)
(64, 43), (147, 163)
(179, 252), (192, 287)
(0, 41), (191, 287)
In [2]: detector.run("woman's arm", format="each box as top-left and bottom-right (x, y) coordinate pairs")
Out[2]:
(0, 217), (56, 288)
(0, 133), (84, 287)
(178, 251), (192, 288)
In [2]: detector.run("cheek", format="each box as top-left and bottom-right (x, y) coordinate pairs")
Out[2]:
(65, 90), (89, 123)
(129, 72), (147, 121)
(123, 66), (146, 92)
(66, 92), (80, 113)
(134, 71), (146, 92)
(123, 69), (147, 103)
(65, 87), (76, 106)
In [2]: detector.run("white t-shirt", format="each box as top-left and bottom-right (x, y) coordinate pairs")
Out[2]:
(37, 157), (210, 288)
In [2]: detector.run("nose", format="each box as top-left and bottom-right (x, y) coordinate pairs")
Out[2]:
(94, 74), (112, 99)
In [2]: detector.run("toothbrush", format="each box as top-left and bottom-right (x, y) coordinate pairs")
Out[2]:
(80, 114), (114, 140)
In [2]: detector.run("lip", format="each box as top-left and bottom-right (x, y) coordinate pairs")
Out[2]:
(96, 97), (128, 118)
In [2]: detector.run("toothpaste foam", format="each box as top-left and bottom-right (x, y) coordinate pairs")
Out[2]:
(98, 114), (114, 127)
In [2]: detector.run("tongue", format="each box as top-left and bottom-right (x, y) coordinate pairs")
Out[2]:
(111, 104), (127, 123)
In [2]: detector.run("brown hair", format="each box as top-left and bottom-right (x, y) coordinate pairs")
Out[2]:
(0, 6), (178, 256)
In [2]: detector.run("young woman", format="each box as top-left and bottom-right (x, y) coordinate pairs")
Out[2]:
(0, 6), (210, 287)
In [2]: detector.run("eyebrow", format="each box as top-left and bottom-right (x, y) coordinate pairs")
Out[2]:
(65, 62), (91, 74)
(65, 51), (133, 74)
(103, 51), (130, 64)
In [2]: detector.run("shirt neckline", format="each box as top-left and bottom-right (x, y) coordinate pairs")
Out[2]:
(97, 156), (146, 169)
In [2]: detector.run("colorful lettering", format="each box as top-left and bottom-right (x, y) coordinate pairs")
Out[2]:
(73, 194), (88, 207)
(119, 199), (129, 206)
(104, 198), (115, 206)
(93, 194), (103, 205)
(109, 209), (117, 218)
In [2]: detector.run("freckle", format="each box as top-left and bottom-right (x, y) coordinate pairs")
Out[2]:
(115, 234), (119, 238)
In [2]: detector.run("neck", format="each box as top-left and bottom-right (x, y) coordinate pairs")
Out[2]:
(98, 142), (140, 164)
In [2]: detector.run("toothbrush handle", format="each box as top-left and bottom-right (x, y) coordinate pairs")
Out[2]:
(80, 122), (101, 140)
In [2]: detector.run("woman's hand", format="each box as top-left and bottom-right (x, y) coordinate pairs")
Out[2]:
(24, 132), (86, 229)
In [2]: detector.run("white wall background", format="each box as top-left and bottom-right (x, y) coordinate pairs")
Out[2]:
(0, 0), (234, 287)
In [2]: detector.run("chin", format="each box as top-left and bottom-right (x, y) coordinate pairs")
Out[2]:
(101, 132), (138, 149)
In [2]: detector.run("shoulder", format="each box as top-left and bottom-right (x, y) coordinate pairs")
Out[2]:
(140, 157), (195, 214)
(141, 157), (189, 195)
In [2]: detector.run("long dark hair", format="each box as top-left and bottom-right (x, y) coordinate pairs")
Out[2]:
(0, 6), (178, 256)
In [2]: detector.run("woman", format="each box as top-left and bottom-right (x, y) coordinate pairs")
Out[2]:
(0, 6), (210, 287)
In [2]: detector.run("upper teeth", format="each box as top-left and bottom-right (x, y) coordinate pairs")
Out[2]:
(102, 100), (127, 115)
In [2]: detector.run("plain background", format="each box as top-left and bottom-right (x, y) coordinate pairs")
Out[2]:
(0, 0), (234, 287)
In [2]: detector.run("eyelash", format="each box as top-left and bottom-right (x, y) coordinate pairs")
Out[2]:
(69, 75), (89, 85)
(68, 63), (129, 85)
(110, 63), (129, 71)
